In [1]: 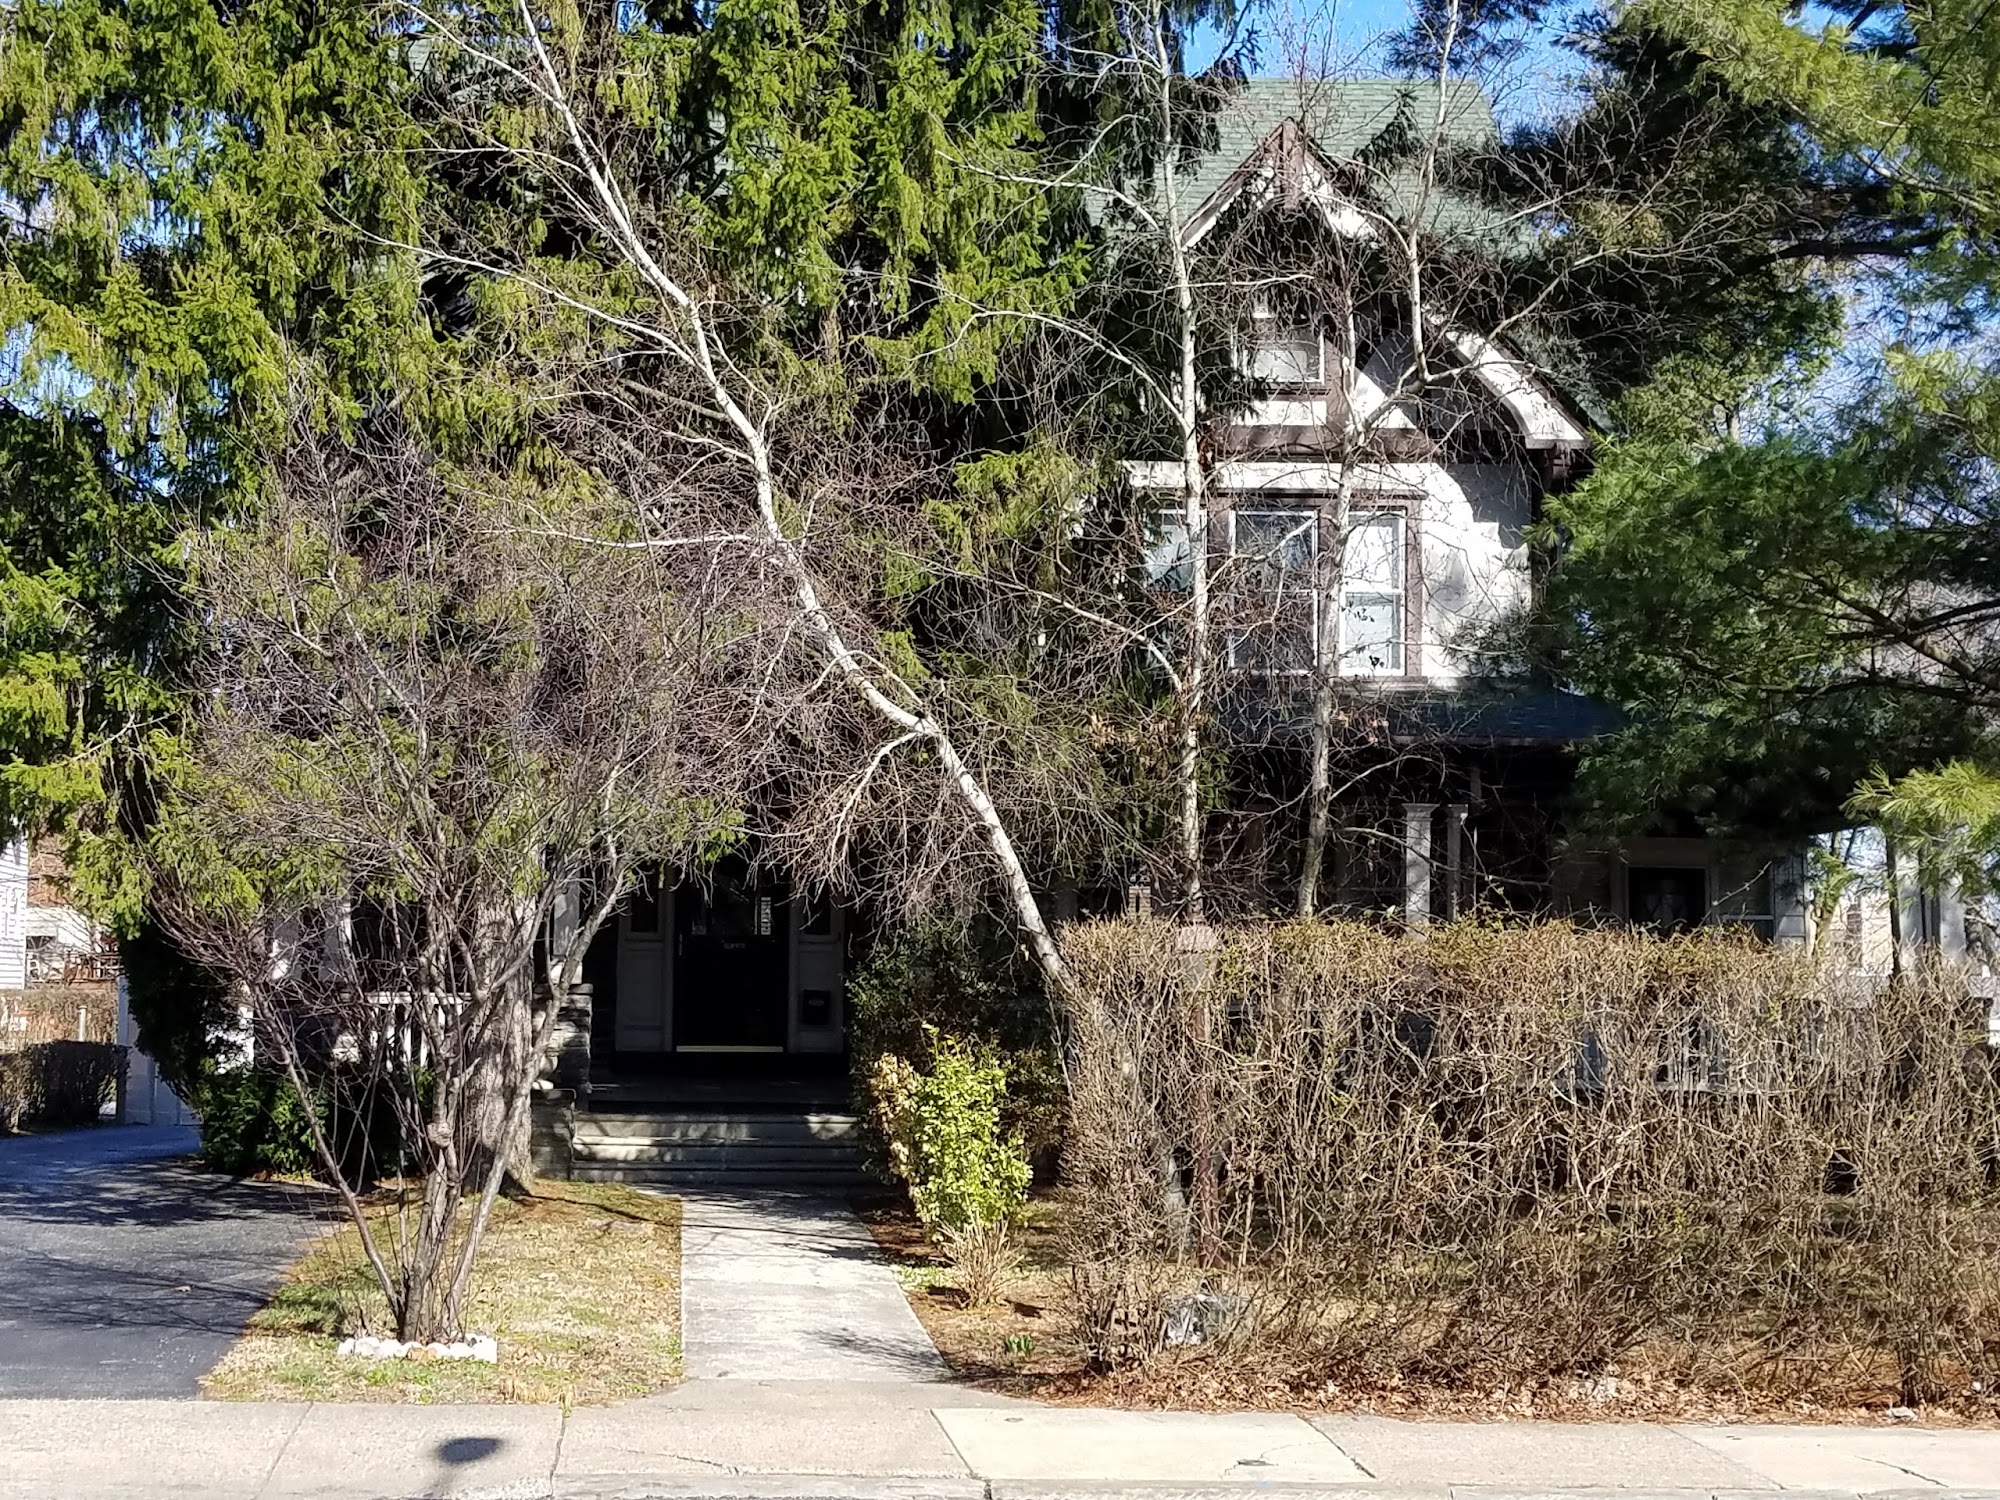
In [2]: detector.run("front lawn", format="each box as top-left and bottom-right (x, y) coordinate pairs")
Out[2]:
(203, 1180), (680, 1404)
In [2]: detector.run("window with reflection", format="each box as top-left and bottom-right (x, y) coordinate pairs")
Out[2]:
(1339, 511), (1405, 675)
(1141, 509), (1195, 592)
(1227, 509), (1317, 673)
(1240, 300), (1324, 386)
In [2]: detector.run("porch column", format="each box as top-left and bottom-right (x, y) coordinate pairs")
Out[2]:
(1403, 802), (1436, 929)
(1444, 803), (1469, 920)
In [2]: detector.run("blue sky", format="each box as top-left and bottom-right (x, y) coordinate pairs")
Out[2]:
(1190, 0), (1589, 128)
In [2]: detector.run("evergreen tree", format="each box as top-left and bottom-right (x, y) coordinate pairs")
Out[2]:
(1502, 0), (2000, 833)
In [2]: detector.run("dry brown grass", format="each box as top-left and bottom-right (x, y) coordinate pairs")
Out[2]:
(203, 1180), (680, 1404)
(858, 1191), (1073, 1392)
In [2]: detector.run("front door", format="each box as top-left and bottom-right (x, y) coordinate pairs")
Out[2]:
(674, 870), (789, 1052)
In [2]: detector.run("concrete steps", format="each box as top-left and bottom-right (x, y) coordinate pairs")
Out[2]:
(533, 1098), (869, 1189)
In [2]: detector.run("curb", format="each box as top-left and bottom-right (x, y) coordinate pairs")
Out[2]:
(555, 1481), (988, 1500)
(545, 1481), (2000, 1500)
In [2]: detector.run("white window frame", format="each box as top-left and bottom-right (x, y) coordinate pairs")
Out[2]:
(1226, 508), (1318, 674)
(1338, 509), (1407, 677)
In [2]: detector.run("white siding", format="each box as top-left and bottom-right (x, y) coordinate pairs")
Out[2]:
(26, 904), (93, 949)
(0, 839), (26, 991)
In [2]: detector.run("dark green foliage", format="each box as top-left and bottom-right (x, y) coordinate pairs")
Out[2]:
(195, 1068), (319, 1178)
(118, 919), (237, 1102)
(1538, 367), (1999, 834)
(0, 1041), (124, 1131)
(848, 915), (1064, 1174)
(0, 0), (429, 878)
(197, 1066), (412, 1183)
(1511, 0), (2000, 832)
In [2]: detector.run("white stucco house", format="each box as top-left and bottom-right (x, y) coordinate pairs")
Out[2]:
(1111, 78), (1973, 959)
(543, 79), (1972, 1117)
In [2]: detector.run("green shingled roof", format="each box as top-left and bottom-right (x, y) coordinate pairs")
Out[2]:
(1168, 77), (1497, 225)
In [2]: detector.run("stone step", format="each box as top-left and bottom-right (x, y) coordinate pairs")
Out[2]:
(570, 1139), (859, 1168)
(567, 1160), (872, 1189)
(572, 1111), (859, 1145)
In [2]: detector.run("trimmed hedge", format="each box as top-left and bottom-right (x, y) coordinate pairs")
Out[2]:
(0, 1040), (125, 1131)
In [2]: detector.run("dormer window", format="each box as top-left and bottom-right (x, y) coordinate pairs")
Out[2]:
(1242, 300), (1324, 386)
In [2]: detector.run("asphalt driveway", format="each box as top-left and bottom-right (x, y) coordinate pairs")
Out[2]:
(0, 1125), (323, 1397)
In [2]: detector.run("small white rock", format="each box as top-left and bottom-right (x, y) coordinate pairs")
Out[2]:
(335, 1331), (497, 1363)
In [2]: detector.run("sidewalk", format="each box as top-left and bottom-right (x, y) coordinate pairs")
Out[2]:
(679, 1194), (945, 1380)
(4, 1381), (1998, 1500)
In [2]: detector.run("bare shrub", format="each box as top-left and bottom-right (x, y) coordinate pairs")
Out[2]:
(1060, 919), (2000, 1405)
(144, 404), (752, 1344)
(943, 1222), (1024, 1309)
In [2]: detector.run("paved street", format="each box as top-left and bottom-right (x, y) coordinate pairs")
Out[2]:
(0, 1125), (322, 1397)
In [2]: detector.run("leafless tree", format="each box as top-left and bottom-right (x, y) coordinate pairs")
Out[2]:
(145, 399), (757, 1342)
(371, 0), (1180, 999)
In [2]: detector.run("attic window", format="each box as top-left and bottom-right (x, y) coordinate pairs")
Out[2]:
(1243, 300), (1324, 386)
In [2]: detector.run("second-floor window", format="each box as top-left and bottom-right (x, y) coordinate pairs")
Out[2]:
(1145, 503), (1412, 677)
(1339, 511), (1405, 675)
(1228, 508), (1317, 673)
(1141, 510), (1195, 592)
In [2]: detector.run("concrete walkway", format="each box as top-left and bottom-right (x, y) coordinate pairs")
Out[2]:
(678, 1193), (948, 1381)
(5, 1387), (2000, 1500)
(0, 1125), (323, 1397)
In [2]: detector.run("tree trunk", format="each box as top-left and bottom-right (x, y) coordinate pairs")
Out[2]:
(464, 979), (535, 1195)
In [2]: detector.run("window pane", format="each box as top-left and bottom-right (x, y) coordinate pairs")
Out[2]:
(1230, 511), (1317, 673)
(1345, 513), (1402, 589)
(1228, 623), (1316, 673)
(1234, 511), (1315, 580)
(1629, 866), (1707, 934)
(1340, 592), (1402, 673)
(1142, 511), (1193, 591)
(1715, 865), (1773, 920)
(1248, 334), (1322, 385)
(627, 872), (661, 935)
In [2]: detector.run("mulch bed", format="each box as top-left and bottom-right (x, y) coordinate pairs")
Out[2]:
(856, 1191), (2000, 1428)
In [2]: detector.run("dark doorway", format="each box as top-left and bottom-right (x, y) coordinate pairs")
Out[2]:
(1629, 866), (1708, 934)
(674, 867), (789, 1051)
